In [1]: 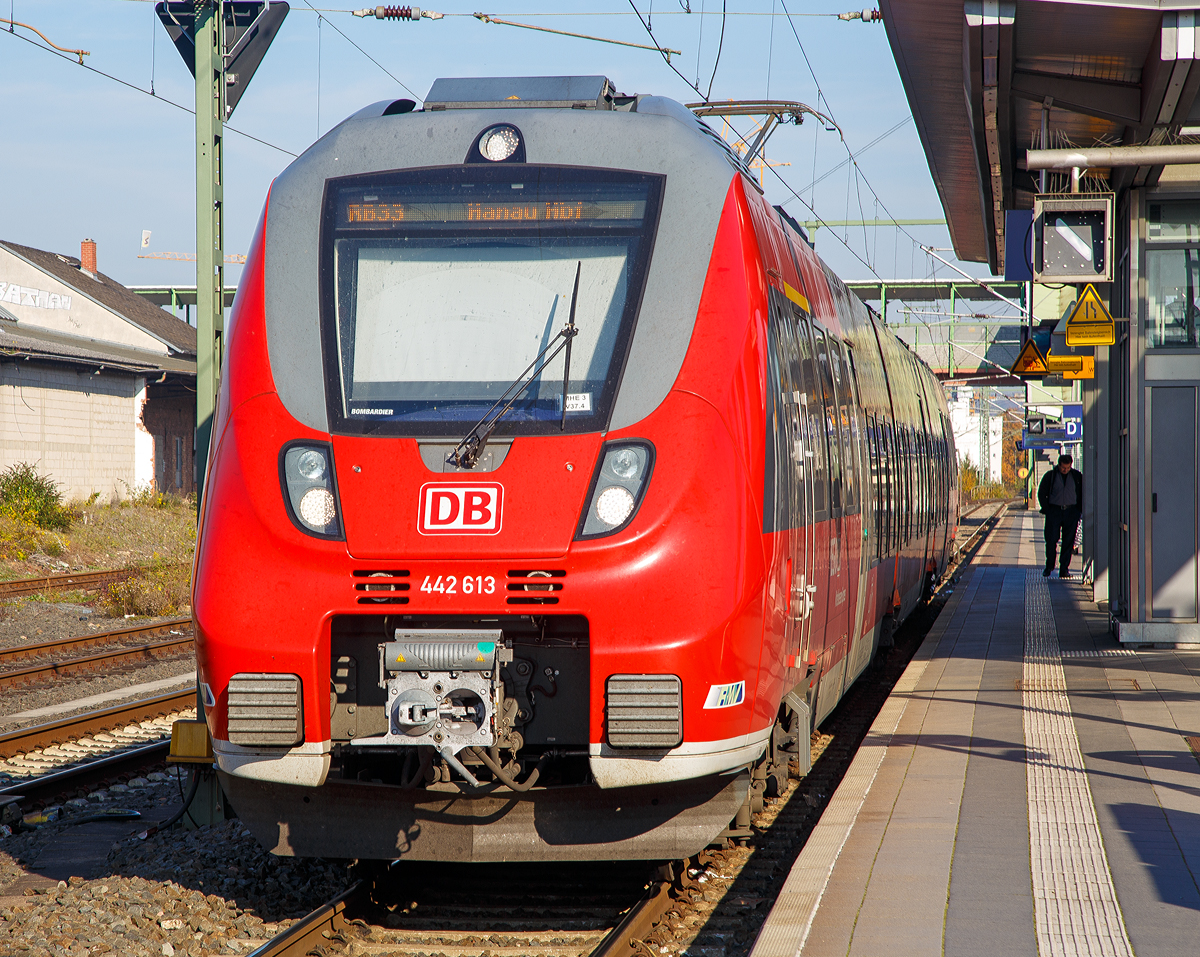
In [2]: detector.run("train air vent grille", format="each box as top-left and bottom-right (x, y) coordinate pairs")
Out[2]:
(353, 569), (410, 604)
(506, 569), (565, 605)
(227, 673), (303, 747)
(605, 674), (682, 748)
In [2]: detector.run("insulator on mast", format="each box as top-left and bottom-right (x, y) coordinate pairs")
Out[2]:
(352, 6), (444, 19)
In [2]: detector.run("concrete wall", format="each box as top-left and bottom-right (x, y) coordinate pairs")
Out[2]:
(0, 360), (146, 501)
(142, 391), (196, 494)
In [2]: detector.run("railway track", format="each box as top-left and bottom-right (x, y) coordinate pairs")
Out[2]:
(246, 862), (680, 957)
(0, 689), (196, 803)
(0, 618), (193, 690)
(0, 566), (158, 601)
(248, 506), (1009, 957)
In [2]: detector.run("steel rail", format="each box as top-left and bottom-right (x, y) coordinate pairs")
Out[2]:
(590, 878), (675, 957)
(955, 501), (1011, 558)
(246, 882), (366, 957)
(0, 618), (192, 665)
(0, 634), (194, 690)
(0, 739), (172, 802)
(0, 688), (195, 759)
(0, 567), (160, 601)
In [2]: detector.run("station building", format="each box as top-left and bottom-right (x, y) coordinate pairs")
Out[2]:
(0, 239), (197, 501)
(883, 0), (1200, 643)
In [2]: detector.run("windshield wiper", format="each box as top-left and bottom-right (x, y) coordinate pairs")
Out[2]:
(448, 261), (582, 470)
(560, 261), (581, 431)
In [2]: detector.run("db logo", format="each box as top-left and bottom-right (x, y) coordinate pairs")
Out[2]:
(418, 483), (503, 535)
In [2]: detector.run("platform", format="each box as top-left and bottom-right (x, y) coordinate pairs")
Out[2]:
(751, 508), (1200, 957)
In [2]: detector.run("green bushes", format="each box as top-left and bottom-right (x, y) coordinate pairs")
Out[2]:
(0, 463), (74, 530)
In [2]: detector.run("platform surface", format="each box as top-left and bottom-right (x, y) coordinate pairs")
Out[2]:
(751, 509), (1200, 957)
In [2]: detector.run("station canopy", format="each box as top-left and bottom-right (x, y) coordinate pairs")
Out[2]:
(880, 0), (1200, 272)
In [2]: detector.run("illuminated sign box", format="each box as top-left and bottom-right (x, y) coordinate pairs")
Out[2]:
(1033, 194), (1113, 283)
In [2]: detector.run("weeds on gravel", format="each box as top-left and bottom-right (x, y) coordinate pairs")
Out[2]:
(102, 561), (192, 617)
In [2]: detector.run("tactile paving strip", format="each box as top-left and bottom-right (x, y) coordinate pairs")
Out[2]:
(1024, 570), (1134, 957)
(1060, 649), (1139, 658)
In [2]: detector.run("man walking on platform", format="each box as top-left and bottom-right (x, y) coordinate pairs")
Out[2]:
(1038, 454), (1083, 579)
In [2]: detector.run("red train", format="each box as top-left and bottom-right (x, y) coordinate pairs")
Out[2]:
(195, 76), (958, 861)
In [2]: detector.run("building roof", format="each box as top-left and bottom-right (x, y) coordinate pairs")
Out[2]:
(0, 240), (197, 357)
(881, 0), (1192, 272)
(0, 318), (195, 374)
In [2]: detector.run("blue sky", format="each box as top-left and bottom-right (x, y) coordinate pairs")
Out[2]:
(0, 1), (978, 293)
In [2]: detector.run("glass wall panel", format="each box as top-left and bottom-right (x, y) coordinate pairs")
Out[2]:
(1147, 248), (1200, 348)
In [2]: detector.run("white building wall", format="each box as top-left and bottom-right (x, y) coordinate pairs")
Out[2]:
(989, 413), (1004, 481)
(0, 363), (142, 501)
(0, 246), (167, 355)
(948, 383), (1007, 483)
(133, 380), (154, 491)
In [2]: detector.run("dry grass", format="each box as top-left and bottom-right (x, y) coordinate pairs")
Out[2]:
(0, 496), (197, 582)
(101, 562), (193, 618)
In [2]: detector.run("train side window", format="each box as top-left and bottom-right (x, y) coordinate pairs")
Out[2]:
(835, 341), (859, 512)
(866, 415), (881, 551)
(882, 419), (894, 552)
(814, 330), (843, 512)
(769, 293), (806, 530)
(763, 303), (790, 535)
(795, 313), (830, 517)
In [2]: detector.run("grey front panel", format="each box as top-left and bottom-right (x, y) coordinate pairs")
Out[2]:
(264, 108), (739, 433)
(1150, 386), (1198, 620)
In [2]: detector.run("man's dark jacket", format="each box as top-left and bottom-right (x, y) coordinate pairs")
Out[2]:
(1038, 467), (1083, 514)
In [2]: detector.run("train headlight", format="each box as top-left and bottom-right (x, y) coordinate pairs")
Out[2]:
(576, 441), (655, 539)
(296, 449), (326, 481)
(299, 488), (337, 527)
(478, 124), (520, 162)
(595, 486), (635, 526)
(281, 443), (344, 540)
(609, 448), (640, 480)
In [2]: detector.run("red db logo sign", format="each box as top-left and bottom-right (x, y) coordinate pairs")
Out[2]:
(418, 483), (503, 535)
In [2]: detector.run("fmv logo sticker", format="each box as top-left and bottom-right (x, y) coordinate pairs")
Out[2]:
(418, 483), (503, 535)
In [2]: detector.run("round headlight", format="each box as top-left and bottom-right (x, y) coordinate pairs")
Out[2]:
(299, 487), (336, 528)
(479, 125), (520, 162)
(296, 449), (326, 481)
(609, 448), (640, 480)
(595, 486), (635, 527)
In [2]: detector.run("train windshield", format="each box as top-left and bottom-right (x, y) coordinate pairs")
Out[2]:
(321, 166), (663, 435)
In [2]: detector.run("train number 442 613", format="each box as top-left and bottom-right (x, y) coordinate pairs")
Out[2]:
(419, 574), (496, 595)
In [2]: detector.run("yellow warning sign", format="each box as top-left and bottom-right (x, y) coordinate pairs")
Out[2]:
(1066, 323), (1116, 347)
(1011, 338), (1049, 375)
(1045, 354), (1084, 373)
(1066, 284), (1113, 325)
(1063, 357), (1096, 380)
(1064, 284), (1116, 346)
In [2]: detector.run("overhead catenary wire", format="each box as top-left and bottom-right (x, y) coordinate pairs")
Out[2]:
(705, 0), (726, 100)
(298, 0), (420, 98)
(0, 22), (297, 156)
(473, 13), (681, 59)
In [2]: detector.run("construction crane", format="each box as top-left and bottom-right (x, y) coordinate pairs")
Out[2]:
(138, 252), (247, 265)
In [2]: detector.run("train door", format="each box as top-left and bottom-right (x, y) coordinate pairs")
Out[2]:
(763, 300), (793, 666)
(765, 292), (807, 673)
(795, 314), (832, 710)
(843, 346), (875, 684)
(813, 328), (850, 726)
(790, 308), (820, 670)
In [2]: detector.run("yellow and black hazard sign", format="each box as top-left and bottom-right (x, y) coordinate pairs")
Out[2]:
(1065, 284), (1116, 346)
(1011, 338), (1049, 375)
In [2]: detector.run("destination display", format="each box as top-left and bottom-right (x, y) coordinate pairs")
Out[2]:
(342, 198), (646, 226)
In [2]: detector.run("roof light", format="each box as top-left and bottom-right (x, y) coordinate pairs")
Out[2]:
(479, 125), (520, 162)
